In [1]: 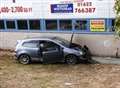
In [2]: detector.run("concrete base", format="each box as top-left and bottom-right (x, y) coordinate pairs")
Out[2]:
(92, 57), (120, 65)
(0, 32), (120, 57)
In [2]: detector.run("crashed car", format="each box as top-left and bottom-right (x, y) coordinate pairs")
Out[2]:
(15, 36), (92, 64)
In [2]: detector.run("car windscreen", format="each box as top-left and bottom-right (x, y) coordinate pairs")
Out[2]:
(53, 37), (70, 47)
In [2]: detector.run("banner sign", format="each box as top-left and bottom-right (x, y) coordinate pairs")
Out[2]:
(90, 20), (105, 32)
(51, 4), (73, 13)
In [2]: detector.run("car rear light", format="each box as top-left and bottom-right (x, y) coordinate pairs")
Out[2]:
(15, 40), (21, 52)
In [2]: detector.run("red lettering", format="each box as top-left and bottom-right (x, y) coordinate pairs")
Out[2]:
(75, 7), (96, 13)
(0, 6), (32, 14)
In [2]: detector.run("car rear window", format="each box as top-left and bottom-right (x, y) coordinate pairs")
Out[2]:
(22, 40), (39, 48)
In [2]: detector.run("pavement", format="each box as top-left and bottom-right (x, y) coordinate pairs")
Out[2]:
(92, 56), (120, 65)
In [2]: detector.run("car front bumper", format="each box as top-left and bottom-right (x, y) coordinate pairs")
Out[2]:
(79, 47), (92, 61)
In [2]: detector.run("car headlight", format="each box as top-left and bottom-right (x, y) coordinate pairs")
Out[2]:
(79, 51), (83, 55)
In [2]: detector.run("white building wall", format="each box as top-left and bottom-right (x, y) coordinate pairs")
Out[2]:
(0, 0), (115, 19)
(0, 32), (120, 57)
(0, 0), (118, 56)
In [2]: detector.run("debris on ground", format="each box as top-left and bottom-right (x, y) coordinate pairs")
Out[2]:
(1, 50), (120, 88)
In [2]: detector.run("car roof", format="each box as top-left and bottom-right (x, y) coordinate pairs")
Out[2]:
(23, 36), (57, 41)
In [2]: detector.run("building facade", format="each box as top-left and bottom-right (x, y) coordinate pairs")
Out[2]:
(0, 0), (119, 56)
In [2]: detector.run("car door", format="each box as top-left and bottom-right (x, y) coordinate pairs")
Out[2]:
(39, 41), (63, 63)
(22, 40), (40, 60)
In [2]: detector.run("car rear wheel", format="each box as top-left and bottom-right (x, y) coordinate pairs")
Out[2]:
(65, 55), (78, 65)
(19, 54), (31, 65)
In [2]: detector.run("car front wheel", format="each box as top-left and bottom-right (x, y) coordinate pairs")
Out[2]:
(65, 55), (78, 65)
(19, 54), (31, 65)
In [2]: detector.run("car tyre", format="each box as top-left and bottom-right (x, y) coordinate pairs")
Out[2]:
(65, 55), (78, 65)
(19, 54), (31, 65)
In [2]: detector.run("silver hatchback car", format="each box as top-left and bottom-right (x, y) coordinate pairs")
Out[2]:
(15, 36), (92, 64)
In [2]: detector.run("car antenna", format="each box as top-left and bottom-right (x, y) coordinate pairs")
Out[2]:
(70, 32), (74, 47)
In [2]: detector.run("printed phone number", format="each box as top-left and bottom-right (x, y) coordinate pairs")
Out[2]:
(75, 8), (96, 13)
(0, 6), (32, 14)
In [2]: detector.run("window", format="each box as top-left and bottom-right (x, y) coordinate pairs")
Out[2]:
(59, 20), (72, 30)
(0, 20), (5, 29)
(74, 20), (87, 30)
(40, 41), (59, 51)
(17, 20), (28, 30)
(29, 20), (40, 30)
(23, 41), (39, 48)
(6, 20), (15, 29)
(45, 20), (57, 30)
(111, 19), (115, 32)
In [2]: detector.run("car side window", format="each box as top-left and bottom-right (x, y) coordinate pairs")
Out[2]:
(23, 40), (39, 48)
(40, 41), (59, 51)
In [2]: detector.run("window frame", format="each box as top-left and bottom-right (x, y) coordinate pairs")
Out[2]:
(29, 20), (41, 30)
(74, 19), (88, 31)
(45, 19), (58, 31)
(109, 19), (115, 32)
(39, 40), (60, 52)
(59, 19), (72, 31)
(22, 40), (39, 48)
(0, 20), (5, 30)
(6, 20), (16, 30)
(17, 20), (28, 30)
(0, 19), (115, 34)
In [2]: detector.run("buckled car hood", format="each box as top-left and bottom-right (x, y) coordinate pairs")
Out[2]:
(69, 43), (82, 50)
